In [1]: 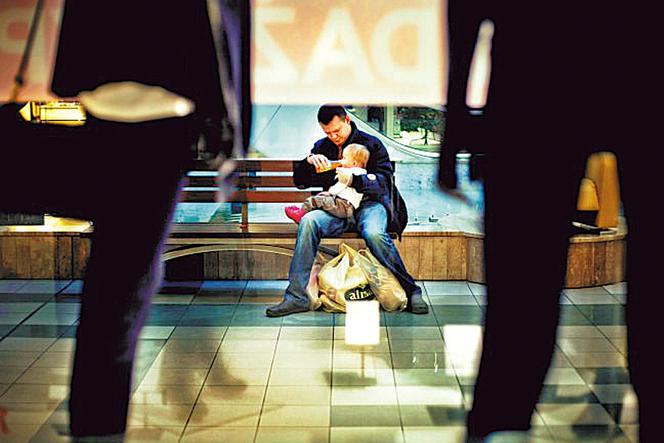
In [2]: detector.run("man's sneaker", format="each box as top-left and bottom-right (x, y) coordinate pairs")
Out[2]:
(406, 290), (429, 314)
(285, 206), (305, 224)
(266, 298), (309, 317)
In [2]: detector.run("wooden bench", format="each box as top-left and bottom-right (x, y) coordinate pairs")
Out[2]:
(163, 158), (396, 262)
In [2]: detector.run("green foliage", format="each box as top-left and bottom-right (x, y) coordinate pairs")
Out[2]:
(396, 106), (444, 145)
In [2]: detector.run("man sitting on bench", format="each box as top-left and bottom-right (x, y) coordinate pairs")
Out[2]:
(266, 105), (429, 317)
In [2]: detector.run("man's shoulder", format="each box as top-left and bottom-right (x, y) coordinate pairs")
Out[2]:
(352, 130), (384, 150)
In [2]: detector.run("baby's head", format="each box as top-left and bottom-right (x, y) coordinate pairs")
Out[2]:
(341, 144), (370, 168)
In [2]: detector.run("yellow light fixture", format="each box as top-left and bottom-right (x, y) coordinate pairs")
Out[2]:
(17, 101), (86, 126)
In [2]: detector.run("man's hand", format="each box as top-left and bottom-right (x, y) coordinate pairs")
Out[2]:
(307, 154), (330, 171)
(336, 167), (353, 186)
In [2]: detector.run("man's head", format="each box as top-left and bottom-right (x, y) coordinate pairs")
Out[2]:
(318, 105), (352, 147)
(342, 144), (370, 168)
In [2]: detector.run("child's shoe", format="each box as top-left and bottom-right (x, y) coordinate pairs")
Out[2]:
(285, 206), (305, 224)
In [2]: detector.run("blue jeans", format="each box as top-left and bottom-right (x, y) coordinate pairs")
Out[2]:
(284, 200), (420, 305)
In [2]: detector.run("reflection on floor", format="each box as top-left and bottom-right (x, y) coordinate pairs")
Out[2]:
(0, 279), (635, 442)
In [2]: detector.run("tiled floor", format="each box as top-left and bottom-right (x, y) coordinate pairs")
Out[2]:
(0, 279), (636, 442)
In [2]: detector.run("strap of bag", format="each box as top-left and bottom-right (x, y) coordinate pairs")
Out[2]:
(9, 0), (46, 102)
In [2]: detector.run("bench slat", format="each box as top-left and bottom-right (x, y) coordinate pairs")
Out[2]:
(181, 190), (317, 203)
(185, 176), (296, 188)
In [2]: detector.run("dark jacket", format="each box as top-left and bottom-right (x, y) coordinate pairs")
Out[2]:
(51, 0), (252, 157)
(293, 121), (408, 236)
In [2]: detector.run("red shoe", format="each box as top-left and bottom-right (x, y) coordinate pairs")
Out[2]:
(285, 206), (305, 224)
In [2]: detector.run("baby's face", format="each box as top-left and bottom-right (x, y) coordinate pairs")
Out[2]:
(341, 152), (359, 168)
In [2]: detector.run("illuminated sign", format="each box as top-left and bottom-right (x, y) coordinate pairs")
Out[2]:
(1, 0), (449, 105)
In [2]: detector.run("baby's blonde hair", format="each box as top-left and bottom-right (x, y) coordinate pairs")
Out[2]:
(344, 144), (370, 168)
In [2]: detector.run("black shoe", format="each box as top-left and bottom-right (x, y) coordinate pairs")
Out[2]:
(266, 299), (309, 317)
(406, 290), (429, 314)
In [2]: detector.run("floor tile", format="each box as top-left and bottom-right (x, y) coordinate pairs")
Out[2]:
(0, 337), (56, 352)
(386, 326), (442, 340)
(0, 312), (31, 325)
(272, 351), (331, 369)
(218, 339), (276, 353)
(391, 352), (450, 369)
(330, 426), (404, 443)
(576, 305), (625, 326)
(619, 424), (639, 443)
(152, 351), (216, 368)
(332, 386), (398, 405)
(255, 427), (329, 443)
(181, 427), (256, 443)
(0, 402), (60, 425)
(124, 426), (183, 442)
(162, 339), (221, 353)
(399, 405), (466, 427)
(426, 294), (478, 306)
(15, 367), (71, 385)
(538, 385), (599, 404)
(151, 294), (194, 304)
(564, 352), (627, 368)
(543, 368), (586, 386)
(332, 369), (395, 386)
(330, 405), (400, 427)
(138, 326), (174, 340)
(213, 352), (274, 369)
(332, 352), (393, 370)
(396, 385), (464, 406)
(0, 276), (644, 442)
(557, 337), (619, 354)
(270, 367), (331, 386)
(403, 426), (467, 443)
(260, 405), (330, 427)
(0, 384), (69, 403)
(0, 280), (29, 293)
(198, 385), (266, 405)
(131, 384), (201, 405)
(276, 339), (333, 353)
(17, 280), (70, 294)
(8, 324), (71, 338)
(334, 326), (388, 342)
(545, 425), (629, 442)
(602, 282), (627, 295)
(536, 403), (616, 426)
(394, 368), (460, 386)
(0, 350), (41, 367)
(334, 339), (390, 354)
(0, 302), (43, 313)
(264, 385), (331, 405)
(423, 281), (472, 296)
(389, 339), (445, 353)
(557, 325), (604, 338)
(170, 326), (227, 340)
(206, 367), (271, 386)
(127, 403), (193, 427)
(141, 367), (208, 386)
(384, 312), (438, 327)
(597, 325), (626, 338)
(225, 326), (280, 340)
(189, 403), (262, 427)
(589, 384), (636, 404)
(577, 367), (631, 385)
(280, 326), (333, 340)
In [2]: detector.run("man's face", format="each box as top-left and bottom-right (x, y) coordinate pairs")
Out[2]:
(320, 115), (351, 147)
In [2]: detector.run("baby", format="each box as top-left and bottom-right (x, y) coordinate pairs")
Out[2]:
(285, 143), (370, 223)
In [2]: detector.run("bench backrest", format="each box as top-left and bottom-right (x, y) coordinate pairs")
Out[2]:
(181, 158), (395, 227)
(181, 158), (320, 226)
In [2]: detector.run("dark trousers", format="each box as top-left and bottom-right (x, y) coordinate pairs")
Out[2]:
(0, 115), (191, 436)
(467, 144), (658, 442)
